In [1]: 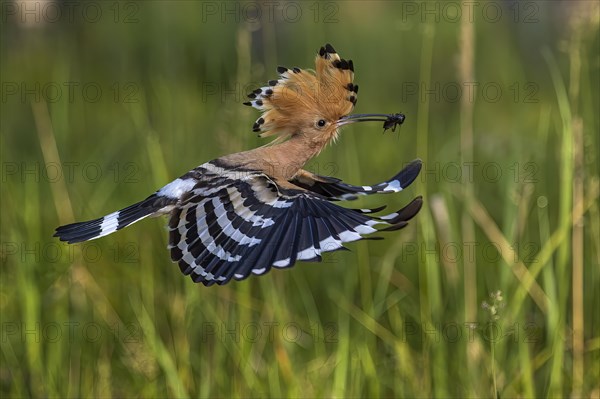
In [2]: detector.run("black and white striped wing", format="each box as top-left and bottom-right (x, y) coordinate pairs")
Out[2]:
(290, 159), (422, 201)
(168, 172), (422, 286)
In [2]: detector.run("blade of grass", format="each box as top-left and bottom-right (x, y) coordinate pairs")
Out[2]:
(31, 101), (74, 224)
(416, 21), (447, 398)
(130, 295), (189, 399)
(460, 191), (550, 314)
(542, 46), (573, 397)
(567, 16), (585, 394)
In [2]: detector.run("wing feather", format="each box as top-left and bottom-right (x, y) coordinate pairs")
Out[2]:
(290, 159), (422, 201)
(166, 169), (422, 286)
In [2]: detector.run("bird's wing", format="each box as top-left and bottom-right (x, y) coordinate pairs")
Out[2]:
(289, 159), (422, 201)
(168, 165), (422, 286)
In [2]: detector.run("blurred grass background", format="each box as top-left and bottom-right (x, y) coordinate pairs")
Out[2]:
(1, 1), (599, 397)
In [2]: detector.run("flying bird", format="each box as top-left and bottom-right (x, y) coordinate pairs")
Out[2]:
(55, 44), (423, 286)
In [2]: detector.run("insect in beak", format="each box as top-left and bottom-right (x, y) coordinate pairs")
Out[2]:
(337, 113), (406, 132)
(382, 113), (406, 132)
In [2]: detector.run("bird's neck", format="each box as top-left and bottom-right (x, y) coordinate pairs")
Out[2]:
(264, 135), (328, 178)
(232, 134), (328, 180)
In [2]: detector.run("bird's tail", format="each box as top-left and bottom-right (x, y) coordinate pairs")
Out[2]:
(54, 195), (168, 244)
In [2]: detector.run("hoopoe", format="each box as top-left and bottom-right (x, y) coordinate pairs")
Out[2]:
(55, 44), (423, 286)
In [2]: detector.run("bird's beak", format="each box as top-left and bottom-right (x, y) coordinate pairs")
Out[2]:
(336, 113), (406, 130)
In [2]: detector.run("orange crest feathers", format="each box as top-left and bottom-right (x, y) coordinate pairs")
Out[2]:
(244, 44), (359, 139)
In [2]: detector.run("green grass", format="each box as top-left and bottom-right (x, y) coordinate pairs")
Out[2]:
(1, 2), (599, 397)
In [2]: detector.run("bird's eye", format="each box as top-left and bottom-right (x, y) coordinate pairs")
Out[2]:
(317, 119), (326, 127)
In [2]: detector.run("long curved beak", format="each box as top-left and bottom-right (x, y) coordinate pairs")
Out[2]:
(337, 113), (406, 131)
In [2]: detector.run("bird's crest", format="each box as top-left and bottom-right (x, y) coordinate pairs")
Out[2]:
(244, 43), (358, 140)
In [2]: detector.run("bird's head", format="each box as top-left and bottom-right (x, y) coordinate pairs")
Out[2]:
(244, 44), (404, 147)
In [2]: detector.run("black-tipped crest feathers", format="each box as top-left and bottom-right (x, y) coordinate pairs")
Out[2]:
(245, 43), (358, 140)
